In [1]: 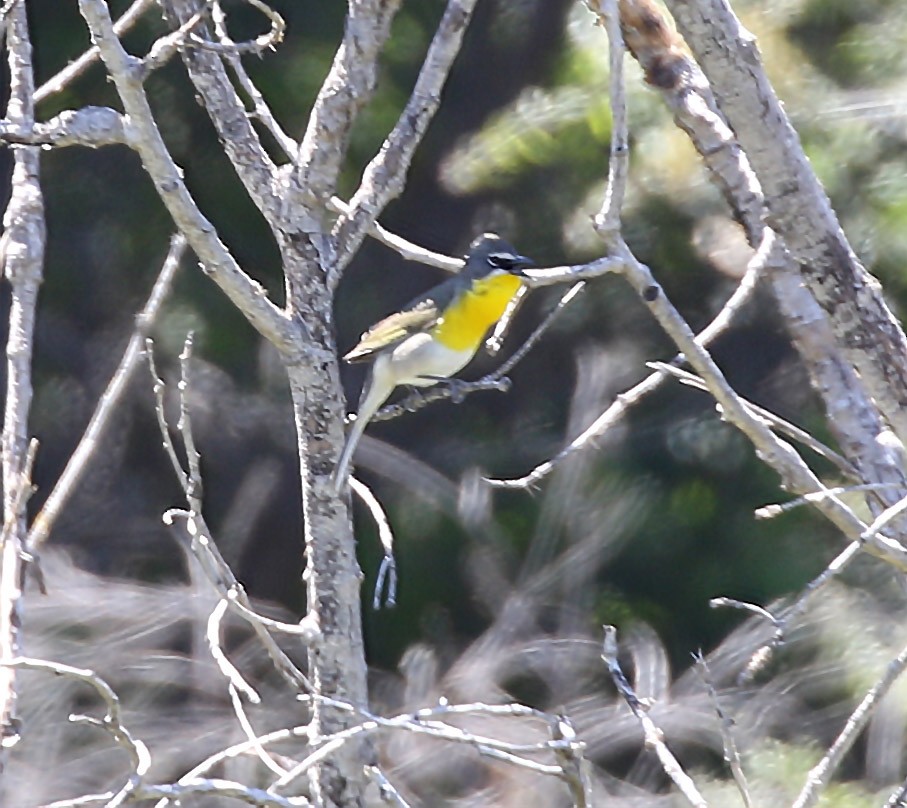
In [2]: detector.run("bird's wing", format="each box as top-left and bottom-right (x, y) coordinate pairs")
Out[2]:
(343, 298), (442, 363)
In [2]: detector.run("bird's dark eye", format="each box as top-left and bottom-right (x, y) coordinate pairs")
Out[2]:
(487, 252), (514, 270)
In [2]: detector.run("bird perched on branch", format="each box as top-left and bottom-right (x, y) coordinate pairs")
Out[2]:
(333, 233), (535, 490)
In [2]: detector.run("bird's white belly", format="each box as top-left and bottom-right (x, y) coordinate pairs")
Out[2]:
(382, 332), (475, 387)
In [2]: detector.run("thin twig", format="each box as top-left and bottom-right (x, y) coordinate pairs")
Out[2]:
(590, 0), (629, 242)
(366, 766), (412, 808)
(148, 345), (315, 690)
(35, 0), (155, 104)
(207, 599), (260, 704)
(861, 493), (907, 544)
(1, 657), (150, 806)
(29, 234), (186, 552)
(755, 484), (896, 520)
(228, 683), (289, 777)
(327, 196), (463, 272)
(177, 333), (203, 502)
(331, 0), (482, 281)
(152, 725), (310, 808)
(77, 0), (294, 349)
(211, 0), (298, 158)
(1, 439), (42, 594)
(602, 627), (709, 807)
(712, 540), (863, 683)
(349, 477), (397, 608)
(163, 510), (314, 694)
(792, 635), (907, 808)
(486, 285), (528, 355)
(274, 696), (577, 796)
(487, 249), (763, 488)
(61, 778), (311, 808)
(146, 339), (190, 492)
(651, 361), (859, 479)
(693, 652), (752, 808)
(270, 713), (566, 795)
(187, 0), (285, 56)
(549, 715), (592, 808)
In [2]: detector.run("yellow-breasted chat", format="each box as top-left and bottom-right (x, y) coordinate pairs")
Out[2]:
(333, 233), (534, 489)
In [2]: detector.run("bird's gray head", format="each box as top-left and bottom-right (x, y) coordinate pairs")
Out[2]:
(465, 233), (535, 278)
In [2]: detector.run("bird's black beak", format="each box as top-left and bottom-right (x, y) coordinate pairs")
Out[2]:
(511, 255), (535, 277)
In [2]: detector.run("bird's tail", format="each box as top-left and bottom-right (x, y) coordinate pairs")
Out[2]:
(332, 414), (367, 493)
(332, 370), (389, 493)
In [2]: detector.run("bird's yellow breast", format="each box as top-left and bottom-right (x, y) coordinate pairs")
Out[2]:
(432, 274), (523, 352)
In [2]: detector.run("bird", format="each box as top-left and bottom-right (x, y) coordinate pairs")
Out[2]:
(333, 233), (535, 489)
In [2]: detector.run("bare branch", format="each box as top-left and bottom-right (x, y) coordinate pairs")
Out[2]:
(328, 196), (463, 272)
(189, 21), (462, 278)
(0, 106), (128, 147)
(164, 518), (315, 694)
(366, 766), (411, 808)
(755, 484), (894, 521)
(549, 715), (593, 808)
(505, 255), (624, 286)
(651, 362), (859, 479)
(29, 235), (186, 552)
(207, 599), (261, 704)
(76, 0), (295, 351)
(0, 0), (45, 754)
(488, 247), (763, 488)
(177, 333), (203, 501)
(861, 493), (907, 545)
(712, 540), (863, 682)
(332, 0), (481, 280)
(211, 0), (298, 159)
(186, 0), (285, 57)
(616, 243), (907, 571)
(137, 779), (310, 807)
(228, 683), (290, 778)
(661, 0), (907, 448)
(614, 0), (907, 520)
(693, 653), (752, 808)
(487, 285), (528, 355)
(792, 637), (907, 808)
(34, 0), (155, 104)
(140, 7), (208, 75)
(147, 341), (315, 690)
(155, 724), (310, 802)
(601, 627), (709, 808)
(270, 698), (574, 796)
(293, 0), (403, 210)
(547, 14), (907, 567)
(157, 0), (284, 215)
(589, 0), (629, 242)
(1, 657), (150, 805)
(349, 477), (397, 608)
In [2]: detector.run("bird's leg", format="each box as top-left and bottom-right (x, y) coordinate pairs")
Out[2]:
(401, 385), (430, 412)
(445, 379), (468, 404)
(417, 375), (468, 404)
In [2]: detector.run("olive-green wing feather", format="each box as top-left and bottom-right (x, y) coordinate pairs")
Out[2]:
(343, 276), (465, 363)
(343, 300), (439, 363)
